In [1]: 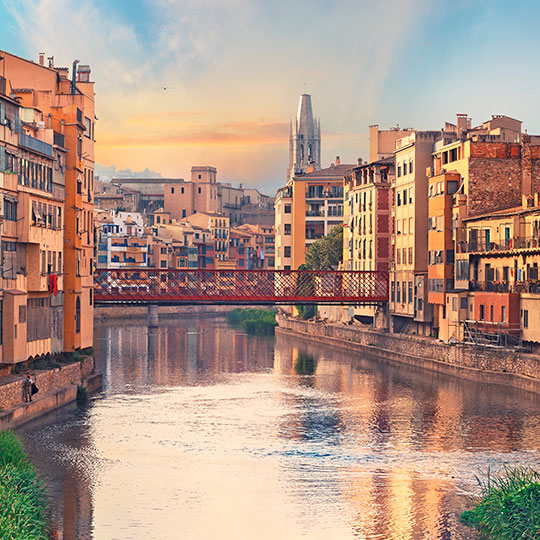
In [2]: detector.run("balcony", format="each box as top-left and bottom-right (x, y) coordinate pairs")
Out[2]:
(457, 235), (540, 254)
(469, 280), (540, 294)
(306, 209), (324, 217)
(19, 133), (53, 157)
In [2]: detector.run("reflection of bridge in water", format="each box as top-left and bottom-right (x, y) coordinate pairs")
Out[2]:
(94, 268), (389, 306)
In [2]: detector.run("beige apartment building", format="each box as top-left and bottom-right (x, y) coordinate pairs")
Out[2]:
(390, 131), (444, 334)
(164, 166), (219, 220)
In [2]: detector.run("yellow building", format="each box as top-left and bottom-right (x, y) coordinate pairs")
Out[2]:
(390, 131), (443, 335)
(182, 212), (229, 261)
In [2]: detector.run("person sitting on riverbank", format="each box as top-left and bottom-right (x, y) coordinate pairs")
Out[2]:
(23, 374), (33, 403)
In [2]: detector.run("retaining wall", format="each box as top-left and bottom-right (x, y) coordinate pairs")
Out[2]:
(0, 356), (94, 411)
(277, 315), (540, 394)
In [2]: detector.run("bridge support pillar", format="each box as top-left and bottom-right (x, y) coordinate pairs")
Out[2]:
(148, 304), (159, 328)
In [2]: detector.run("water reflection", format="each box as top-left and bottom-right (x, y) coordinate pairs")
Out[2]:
(18, 318), (540, 540)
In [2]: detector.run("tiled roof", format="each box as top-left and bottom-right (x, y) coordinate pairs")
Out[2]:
(295, 164), (355, 179)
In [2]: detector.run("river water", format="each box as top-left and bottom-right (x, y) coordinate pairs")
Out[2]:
(18, 317), (540, 540)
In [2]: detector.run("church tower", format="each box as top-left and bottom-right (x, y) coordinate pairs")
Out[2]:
(287, 94), (321, 180)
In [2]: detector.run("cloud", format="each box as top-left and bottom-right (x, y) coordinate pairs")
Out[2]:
(101, 119), (288, 147)
(95, 163), (163, 181)
(4, 0), (430, 189)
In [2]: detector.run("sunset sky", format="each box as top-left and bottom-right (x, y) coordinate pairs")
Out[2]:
(2, 0), (540, 193)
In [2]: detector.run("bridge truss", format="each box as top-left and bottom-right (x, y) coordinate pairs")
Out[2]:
(94, 268), (389, 305)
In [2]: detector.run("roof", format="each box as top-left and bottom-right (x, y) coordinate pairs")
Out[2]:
(464, 205), (524, 222)
(294, 163), (355, 179)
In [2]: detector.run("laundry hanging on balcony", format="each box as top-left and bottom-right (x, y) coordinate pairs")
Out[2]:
(48, 273), (58, 296)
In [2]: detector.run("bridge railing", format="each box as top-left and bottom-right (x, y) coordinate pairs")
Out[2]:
(94, 268), (389, 304)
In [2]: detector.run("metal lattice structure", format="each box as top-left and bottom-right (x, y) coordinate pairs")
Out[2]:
(94, 268), (388, 305)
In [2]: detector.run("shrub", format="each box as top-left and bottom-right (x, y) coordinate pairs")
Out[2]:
(0, 430), (50, 540)
(460, 466), (540, 539)
(227, 308), (277, 335)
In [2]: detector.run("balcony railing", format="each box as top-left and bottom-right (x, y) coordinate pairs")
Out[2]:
(19, 133), (53, 157)
(457, 236), (540, 254)
(306, 210), (324, 217)
(469, 280), (540, 293)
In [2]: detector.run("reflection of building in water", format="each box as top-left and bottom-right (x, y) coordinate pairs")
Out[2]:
(21, 410), (95, 540)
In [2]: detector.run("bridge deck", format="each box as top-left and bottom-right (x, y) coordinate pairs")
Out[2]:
(94, 268), (389, 305)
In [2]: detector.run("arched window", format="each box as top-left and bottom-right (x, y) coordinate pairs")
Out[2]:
(75, 296), (81, 334)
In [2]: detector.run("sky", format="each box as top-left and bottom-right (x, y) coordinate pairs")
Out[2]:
(2, 0), (540, 194)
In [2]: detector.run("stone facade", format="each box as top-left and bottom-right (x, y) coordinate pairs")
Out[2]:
(0, 356), (93, 410)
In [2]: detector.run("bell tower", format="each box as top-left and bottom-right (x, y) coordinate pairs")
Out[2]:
(287, 94), (321, 180)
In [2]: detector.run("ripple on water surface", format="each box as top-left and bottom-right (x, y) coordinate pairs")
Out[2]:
(18, 320), (540, 540)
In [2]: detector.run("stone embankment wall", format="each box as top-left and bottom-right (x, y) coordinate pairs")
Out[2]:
(0, 357), (94, 410)
(95, 304), (232, 321)
(277, 315), (540, 394)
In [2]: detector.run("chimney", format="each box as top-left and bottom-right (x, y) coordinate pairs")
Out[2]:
(39, 53), (45, 66)
(306, 163), (316, 173)
(357, 158), (363, 166)
(47, 56), (54, 68)
(456, 113), (470, 135)
(335, 156), (341, 166)
(522, 133), (532, 197)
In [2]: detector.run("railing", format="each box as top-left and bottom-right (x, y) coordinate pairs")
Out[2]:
(457, 236), (540, 253)
(306, 210), (324, 217)
(469, 280), (540, 293)
(19, 133), (53, 157)
(94, 268), (389, 305)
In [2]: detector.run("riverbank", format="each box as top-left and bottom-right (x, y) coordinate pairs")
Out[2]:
(277, 314), (540, 395)
(0, 356), (102, 430)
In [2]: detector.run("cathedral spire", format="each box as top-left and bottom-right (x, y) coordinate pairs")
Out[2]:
(287, 93), (321, 180)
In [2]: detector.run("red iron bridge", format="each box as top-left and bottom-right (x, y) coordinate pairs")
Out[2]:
(94, 268), (389, 305)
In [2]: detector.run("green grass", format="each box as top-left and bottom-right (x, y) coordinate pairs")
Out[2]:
(0, 430), (50, 540)
(460, 466), (540, 539)
(227, 308), (277, 335)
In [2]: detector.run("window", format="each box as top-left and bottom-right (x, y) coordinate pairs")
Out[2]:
(396, 282), (401, 303)
(171, 187), (175, 194)
(5, 198), (17, 221)
(198, 187), (201, 194)
(182, 210), (186, 218)
(523, 309), (528, 328)
(284, 224), (291, 235)
(284, 246), (291, 258)
(397, 163), (402, 177)
(403, 161), (408, 175)
(284, 204), (291, 214)
(391, 281), (395, 302)
(501, 305), (506, 323)
(408, 247), (413, 265)
(409, 159), (413, 174)
(408, 282), (413, 303)
(75, 296), (81, 334)
(160, 260), (167, 268)
(490, 305), (494, 321)
(479, 304), (485, 321)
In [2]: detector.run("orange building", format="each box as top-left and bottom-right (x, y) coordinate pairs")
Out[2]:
(3, 51), (95, 352)
(427, 170), (460, 338)
(275, 157), (351, 270)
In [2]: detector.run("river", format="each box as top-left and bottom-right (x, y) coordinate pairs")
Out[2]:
(18, 317), (540, 539)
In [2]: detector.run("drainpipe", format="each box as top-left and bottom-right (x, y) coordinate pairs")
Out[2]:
(71, 59), (80, 94)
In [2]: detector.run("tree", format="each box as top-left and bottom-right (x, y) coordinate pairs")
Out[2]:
(295, 225), (343, 319)
(305, 225), (343, 270)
